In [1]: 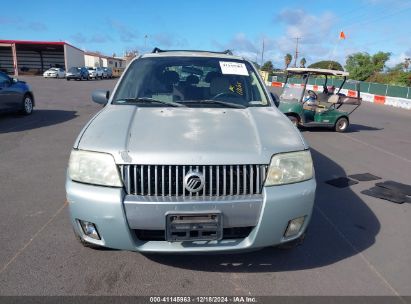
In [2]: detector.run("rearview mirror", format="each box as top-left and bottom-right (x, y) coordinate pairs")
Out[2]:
(92, 90), (109, 105)
(270, 92), (280, 107)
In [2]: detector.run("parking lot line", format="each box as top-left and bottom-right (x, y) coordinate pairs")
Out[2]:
(0, 201), (68, 274)
(341, 133), (411, 165)
(315, 205), (403, 301)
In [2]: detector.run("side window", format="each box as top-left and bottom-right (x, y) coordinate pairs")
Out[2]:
(0, 74), (10, 87)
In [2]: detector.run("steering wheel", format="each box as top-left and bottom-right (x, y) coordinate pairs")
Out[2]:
(211, 92), (241, 100)
(306, 90), (318, 99)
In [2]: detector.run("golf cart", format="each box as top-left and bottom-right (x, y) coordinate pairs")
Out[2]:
(277, 68), (361, 132)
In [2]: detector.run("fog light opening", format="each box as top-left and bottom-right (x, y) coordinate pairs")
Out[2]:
(79, 220), (100, 240)
(284, 216), (305, 238)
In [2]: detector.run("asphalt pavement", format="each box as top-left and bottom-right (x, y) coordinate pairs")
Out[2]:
(0, 77), (410, 296)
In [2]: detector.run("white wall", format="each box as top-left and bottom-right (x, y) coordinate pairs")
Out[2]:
(84, 54), (103, 67)
(101, 58), (108, 67)
(64, 44), (85, 69)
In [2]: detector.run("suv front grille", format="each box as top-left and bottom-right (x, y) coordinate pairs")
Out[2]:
(119, 165), (268, 197)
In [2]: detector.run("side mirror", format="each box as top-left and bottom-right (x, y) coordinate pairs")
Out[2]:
(12, 78), (18, 83)
(92, 90), (109, 105)
(270, 92), (280, 107)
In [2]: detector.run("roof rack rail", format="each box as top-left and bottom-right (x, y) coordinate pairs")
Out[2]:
(151, 48), (233, 55)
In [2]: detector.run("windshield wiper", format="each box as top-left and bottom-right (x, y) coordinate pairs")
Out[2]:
(184, 99), (246, 109)
(114, 97), (185, 107)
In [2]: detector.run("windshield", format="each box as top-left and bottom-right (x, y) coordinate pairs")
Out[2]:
(280, 83), (306, 102)
(68, 67), (80, 73)
(112, 56), (269, 107)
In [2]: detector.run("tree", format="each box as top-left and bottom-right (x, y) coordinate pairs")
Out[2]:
(404, 58), (411, 71)
(261, 61), (274, 73)
(251, 61), (261, 70)
(300, 58), (306, 68)
(284, 54), (292, 69)
(308, 60), (343, 71)
(345, 52), (390, 81)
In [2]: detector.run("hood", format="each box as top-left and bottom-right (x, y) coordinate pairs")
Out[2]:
(76, 105), (307, 165)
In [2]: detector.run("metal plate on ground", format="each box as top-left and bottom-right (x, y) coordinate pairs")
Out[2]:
(348, 173), (381, 182)
(166, 213), (223, 242)
(361, 187), (410, 204)
(375, 180), (411, 196)
(325, 177), (358, 188)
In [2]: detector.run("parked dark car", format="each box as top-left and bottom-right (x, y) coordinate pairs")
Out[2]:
(66, 67), (90, 81)
(0, 71), (34, 115)
(102, 67), (113, 79)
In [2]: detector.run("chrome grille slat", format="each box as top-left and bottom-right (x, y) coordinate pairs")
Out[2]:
(161, 165), (165, 196)
(182, 166), (186, 197)
(120, 164), (267, 196)
(229, 165), (233, 195)
(209, 166), (213, 196)
(154, 165), (158, 196)
(223, 166), (227, 196)
(216, 166), (220, 197)
(236, 166), (240, 195)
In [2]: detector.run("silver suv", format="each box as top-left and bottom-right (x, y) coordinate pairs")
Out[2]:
(66, 49), (316, 253)
(87, 66), (103, 80)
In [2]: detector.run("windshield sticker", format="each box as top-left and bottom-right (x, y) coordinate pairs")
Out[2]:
(219, 62), (249, 76)
(229, 82), (244, 95)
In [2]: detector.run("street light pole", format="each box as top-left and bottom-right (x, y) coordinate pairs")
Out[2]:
(293, 37), (301, 67)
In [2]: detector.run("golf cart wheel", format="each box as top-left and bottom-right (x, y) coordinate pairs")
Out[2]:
(287, 115), (299, 127)
(335, 117), (349, 132)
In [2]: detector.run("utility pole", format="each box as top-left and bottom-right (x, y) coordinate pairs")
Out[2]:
(293, 37), (301, 67)
(261, 39), (265, 66)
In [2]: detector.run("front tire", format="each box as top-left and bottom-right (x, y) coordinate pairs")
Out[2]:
(21, 94), (33, 115)
(335, 117), (349, 132)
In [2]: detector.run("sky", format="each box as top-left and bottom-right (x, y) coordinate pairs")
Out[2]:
(1, 0), (410, 68)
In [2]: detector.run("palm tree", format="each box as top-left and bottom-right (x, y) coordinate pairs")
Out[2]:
(284, 53), (292, 69)
(300, 58), (306, 68)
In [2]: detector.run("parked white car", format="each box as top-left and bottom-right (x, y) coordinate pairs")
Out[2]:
(43, 68), (65, 78)
(87, 67), (103, 80)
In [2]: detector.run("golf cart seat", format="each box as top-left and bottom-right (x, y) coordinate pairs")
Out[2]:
(328, 94), (340, 104)
(315, 105), (327, 113)
(314, 95), (339, 113)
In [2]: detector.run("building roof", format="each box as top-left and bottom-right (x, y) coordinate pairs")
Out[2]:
(286, 67), (349, 77)
(84, 51), (125, 61)
(0, 39), (83, 52)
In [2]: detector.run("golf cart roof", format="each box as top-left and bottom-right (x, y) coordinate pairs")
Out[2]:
(286, 68), (349, 77)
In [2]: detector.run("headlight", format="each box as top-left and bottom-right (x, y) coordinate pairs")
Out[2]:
(68, 150), (122, 187)
(265, 150), (313, 186)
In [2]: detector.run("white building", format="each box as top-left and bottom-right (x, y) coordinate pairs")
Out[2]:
(84, 51), (125, 69)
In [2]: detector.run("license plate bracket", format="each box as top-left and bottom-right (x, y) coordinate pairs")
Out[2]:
(166, 212), (222, 242)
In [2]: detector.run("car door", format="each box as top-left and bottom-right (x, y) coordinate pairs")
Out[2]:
(0, 73), (16, 110)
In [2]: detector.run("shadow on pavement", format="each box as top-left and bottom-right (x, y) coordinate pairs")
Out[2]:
(300, 124), (382, 133)
(0, 110), (77, 133)
(145, 148), (381, 272)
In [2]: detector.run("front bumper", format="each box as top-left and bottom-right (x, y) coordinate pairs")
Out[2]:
(66, 178), (316, 253)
